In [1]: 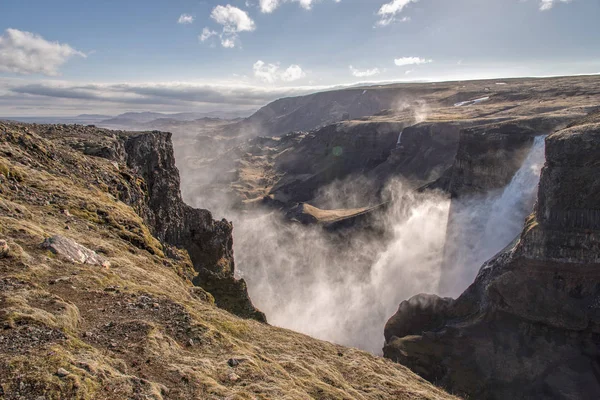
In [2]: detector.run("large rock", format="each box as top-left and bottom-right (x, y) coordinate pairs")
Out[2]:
(383, 117), (600, 399)
(42, 235), (109, 267)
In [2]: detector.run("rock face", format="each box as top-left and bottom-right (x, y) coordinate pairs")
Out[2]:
(439, 122), (541, 197)
(383, 117), (600, 399)
(270, 121), (403, 204)
(121, 132), (266, 321)
(370, 122), (461, 190)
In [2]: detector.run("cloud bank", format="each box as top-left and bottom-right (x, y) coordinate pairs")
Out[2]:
(394, 56), (432, 66)
(0, 29), (86, 76)
(0, 78), (323, 116)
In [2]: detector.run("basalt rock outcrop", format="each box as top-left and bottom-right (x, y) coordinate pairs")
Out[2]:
(383, 116), (600, 399)
(435, 121), (544, 197)
(122, 132), (266, 321)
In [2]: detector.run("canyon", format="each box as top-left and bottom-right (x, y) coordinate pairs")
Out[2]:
(2, 74), (600, 399)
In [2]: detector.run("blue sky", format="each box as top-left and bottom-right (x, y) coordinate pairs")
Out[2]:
(0, 0), (598, 116)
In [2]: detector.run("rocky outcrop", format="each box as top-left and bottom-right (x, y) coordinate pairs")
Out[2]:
(383, 118), (600, 399)
(121, 131), (265, 322)
(21, 123), (265, 321)
(441, 122), (539, 197)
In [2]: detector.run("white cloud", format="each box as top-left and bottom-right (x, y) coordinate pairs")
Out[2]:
(539, 0), (572, 10)
(211, 5), (256, 33)
(202, 5), (256, 48)
(253, 61), (306, 83)
(253, 61), (280, 83)
(281, 64), (306, 81)
(0, 28), (86, 76)
(260, 0), (281, 12)
(394, 56), (432, 66)
(199, 28), (218, 42)
(177, 14), (194, 24)
(0, 78), (324, 115)
(349, 65), (380, 77)
(221, 38), (236, 48)
(376, 0), (418, 26)
(259, 0), (340, 13)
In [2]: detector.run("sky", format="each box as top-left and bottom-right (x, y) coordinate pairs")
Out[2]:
(0, 0), (598, 116)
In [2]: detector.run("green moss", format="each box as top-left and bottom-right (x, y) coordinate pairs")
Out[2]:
(0, 160), (25, 182)
(214, 318), (250, 338)
(70, 209), (102, 224)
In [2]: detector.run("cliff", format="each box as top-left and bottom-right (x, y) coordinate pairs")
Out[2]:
(383, 114), (600, 399)
(0, 121), (458, 399)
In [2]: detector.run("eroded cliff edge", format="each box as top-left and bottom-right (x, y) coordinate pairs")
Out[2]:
(60, 124), (265, 322)
(121, 131), (265, 321)
(383, 113), (600, 399)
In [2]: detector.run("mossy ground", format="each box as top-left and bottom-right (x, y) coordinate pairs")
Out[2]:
(0, 122), (458, 400)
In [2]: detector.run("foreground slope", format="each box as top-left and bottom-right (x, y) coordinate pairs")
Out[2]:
(0, 122), (456, 400)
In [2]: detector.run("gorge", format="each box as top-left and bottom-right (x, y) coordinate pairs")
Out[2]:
(2, 75), (600, 399)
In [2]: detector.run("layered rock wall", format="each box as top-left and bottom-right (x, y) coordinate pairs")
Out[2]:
(383, 118), (600, 399)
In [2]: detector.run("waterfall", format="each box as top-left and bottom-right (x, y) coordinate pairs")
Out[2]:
(438, 135), (547, 297)
(480, 135), (547, 255)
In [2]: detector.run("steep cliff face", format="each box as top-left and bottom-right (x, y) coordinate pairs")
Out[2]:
(435, 118), (572, 296)
(270, 121), (403, 204)
(383, 117), (600, 399)
(442, 122), (540, 197)
(369, 122), (461, 190)
(122, 132), (265, 321)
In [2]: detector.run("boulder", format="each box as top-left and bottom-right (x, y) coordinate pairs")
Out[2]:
(42, 235), (109, 267)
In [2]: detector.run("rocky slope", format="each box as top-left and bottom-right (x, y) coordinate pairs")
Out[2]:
(383, 113), (600, 399)
(0, 121), (457, 400)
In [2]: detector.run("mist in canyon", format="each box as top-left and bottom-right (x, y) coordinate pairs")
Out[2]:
(175, 128), (547, 354)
